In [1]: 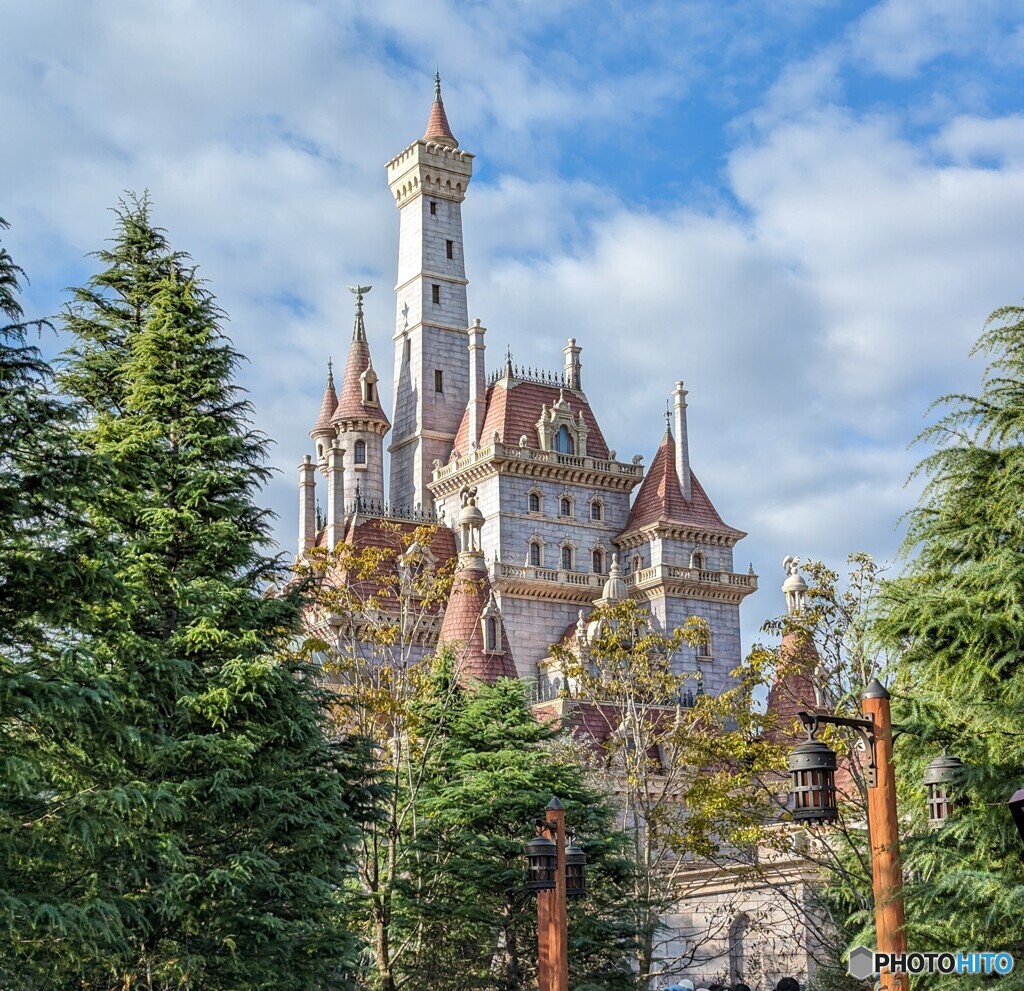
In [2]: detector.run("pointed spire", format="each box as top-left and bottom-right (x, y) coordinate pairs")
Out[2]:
(664, 400), (672, 437)
(348, 284), (371, 342)
(422, 70), (459, 148)
(310, 360), (339, 438)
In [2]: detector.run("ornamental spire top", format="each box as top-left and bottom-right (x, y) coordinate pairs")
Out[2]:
(422, 70), (459, 149)
(349, 284), (371, 342)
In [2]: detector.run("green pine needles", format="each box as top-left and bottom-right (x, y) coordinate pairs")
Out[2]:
(0, 201), (377, 990)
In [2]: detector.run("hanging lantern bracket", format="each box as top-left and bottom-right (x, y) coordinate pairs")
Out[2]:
(798, 710), (877, 789)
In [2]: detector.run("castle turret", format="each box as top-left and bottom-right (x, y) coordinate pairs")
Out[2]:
(388, 73), (474, 511)
(332, 285), (390, 508)
(309, 361), (338, 473)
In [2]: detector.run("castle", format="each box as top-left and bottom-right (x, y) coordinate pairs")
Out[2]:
(298, 75), (758, 698)
(296, 78), (820, 988)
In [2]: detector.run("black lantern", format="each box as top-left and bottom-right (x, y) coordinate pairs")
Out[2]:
(1009, 789), (1024, 845)
(525, 833), (557, 890)
(788, 737), (838, 823)
(565, 836), (587, 899)
(923, 753), (964, 829)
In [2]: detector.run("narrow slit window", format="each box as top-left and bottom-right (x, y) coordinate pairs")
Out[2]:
(431, 284), (440, 305)
(446, 239), (454, 259)
(430, 201), (437, 215)
(434, 370), (443, 393)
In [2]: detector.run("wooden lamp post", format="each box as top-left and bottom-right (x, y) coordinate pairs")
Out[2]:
(789, 679), (908, 991)
(525, 797), (586, 991)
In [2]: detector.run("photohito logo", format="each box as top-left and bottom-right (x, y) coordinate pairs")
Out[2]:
(848, 947), (1014, 979)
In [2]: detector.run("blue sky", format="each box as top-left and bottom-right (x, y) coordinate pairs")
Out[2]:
(5, 0), (1024, 649)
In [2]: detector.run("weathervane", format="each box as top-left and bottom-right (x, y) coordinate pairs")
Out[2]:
(348, 284), (372, 314)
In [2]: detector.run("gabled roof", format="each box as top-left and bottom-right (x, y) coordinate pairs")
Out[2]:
(449, 379), (610, 461)
(622, 430), (743, 536)
(423, 72), (458, 148)
(438, 561), (516, 685)
(332, 309), (391, 430)
(310, 365), (338, 436)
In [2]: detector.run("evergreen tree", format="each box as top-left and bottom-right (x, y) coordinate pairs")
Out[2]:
(55, 205), (375, 989)
(403, 663), (639, 991)
(879, 304), (1024, 986)
(0, 219), (134, 988)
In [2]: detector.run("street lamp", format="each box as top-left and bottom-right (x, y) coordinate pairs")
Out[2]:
(525, 797), (587, 991)
(786, 678), (908, 991)
(924, 753), (964, 829)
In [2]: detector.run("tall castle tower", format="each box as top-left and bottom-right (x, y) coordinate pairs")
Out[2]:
(387, 74), (474, 511)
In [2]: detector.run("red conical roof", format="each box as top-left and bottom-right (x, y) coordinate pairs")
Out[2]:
(623, 430), (744, 536)
(422, 71), (458, 148)
(332, 300), (391, 430)
(439, 561), (516, 685)
(310, 363), (338, 437)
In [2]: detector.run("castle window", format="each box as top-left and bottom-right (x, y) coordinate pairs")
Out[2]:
(432, 284), (440, 305)
(592, 549), (604, 574)
(553, 424), (575, 454)
(559, 497), (572, 517)
(404, 337), (411, 363)
(354, 440), (366, 465)
(528, 492), (540, 513)
(317, 443), (324, 458)
(529, 541), (541, 567)
(561, 545), (573, 571)
(590, 500), (602, 521)
(446, 239), (453, 259)
(697, 632), (712, 659)
(430, 200), (437, 215)
(363, 380), (375, 403)
(434, 369), (443, 393)
(691, 549), (706, 570)
(631, 553), (643, 574)
(485, 617), (499, 652)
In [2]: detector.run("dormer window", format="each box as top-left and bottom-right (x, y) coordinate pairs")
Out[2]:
(554, 425), (575, 454)
(485, 617), (500, 652)
(355, 440), (367, 465)
(363, 380), (375, 402)
(481, 595), (505, 655)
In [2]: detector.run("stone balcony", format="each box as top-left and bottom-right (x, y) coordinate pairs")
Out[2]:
(429, 440), (644, 498)
(488, 560), (757, 605)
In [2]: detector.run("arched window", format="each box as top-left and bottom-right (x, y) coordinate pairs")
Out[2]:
(631, 553), (643, 574)
(560, 497), (572, 517)
(590, 500), (602, 521)
(317, 443), (324, 458)
(553, 424), (575, 454)
(592, 549), (604, 574)
(528, 492), (541, 513)
(561, 545), (573, 571)
(728, 914), (750, 985)
(355, 440), (367, 465)
(691, 549), (706, 570)
(529, 542), (541, 567)
(485, 617), (499, 652)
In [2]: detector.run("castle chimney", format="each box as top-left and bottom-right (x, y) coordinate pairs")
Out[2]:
(326, 440), (346, 551)
(467, 318), (487, 447)
(563, 338), (582, 391)
(298, 455), (316, 555)
(673, 381), (691, 501)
